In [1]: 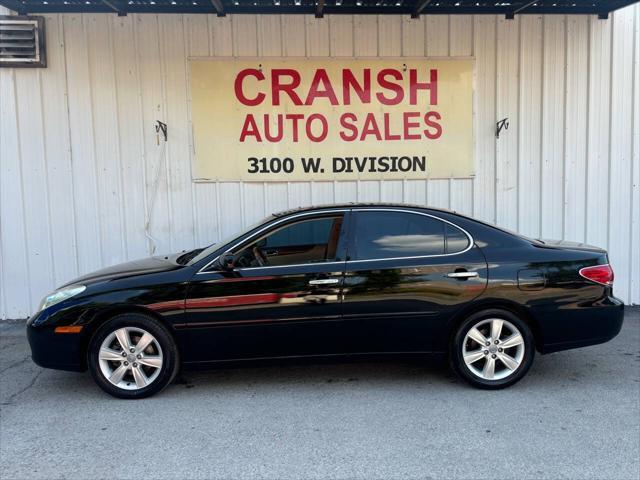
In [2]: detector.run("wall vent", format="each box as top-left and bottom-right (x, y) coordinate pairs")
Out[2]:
(0, 16), (46, 68)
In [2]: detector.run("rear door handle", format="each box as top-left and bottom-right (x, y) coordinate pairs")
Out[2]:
(308, 278), (340, 286)
(447, 271), (479, 279)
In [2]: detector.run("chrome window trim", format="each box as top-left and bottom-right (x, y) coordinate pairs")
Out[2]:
(197, 207), (474, 274)
(197, 209), (349, 274)
(346, 208), (474, 263)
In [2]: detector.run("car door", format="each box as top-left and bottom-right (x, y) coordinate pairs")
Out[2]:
(341, 208), (488, 353)
(182, 210), (350, 363)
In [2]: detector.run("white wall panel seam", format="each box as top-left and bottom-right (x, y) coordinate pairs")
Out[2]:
(37, 65), (57, 288)
(132, 14), (151, 257)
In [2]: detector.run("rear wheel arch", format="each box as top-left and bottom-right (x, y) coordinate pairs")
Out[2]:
(446, 300), (543, 353)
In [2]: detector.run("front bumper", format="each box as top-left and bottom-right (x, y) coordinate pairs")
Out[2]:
(27, 312), (86, 372)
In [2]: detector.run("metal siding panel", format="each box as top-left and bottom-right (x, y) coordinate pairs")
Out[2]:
(450, 15), (472, 57)
(354, 15), (378, 57)
(426, 15), (449, 56)
(540, 15), (566, 240)
(472, 15), (496, 224)
(39, 15), (79, 287)
(233, 15), (258, 56)
(159, 15), (197, 252)
(135, 14), (172, 255)
(329, 15), (354, 57)
(306, 15), (329, 56)
(402, 16), (425, 57)
(495, 17), (519, 231)
(282, 14), (306, 57)
(14, 68), (56, 312)
(380, 180), (403, 202)
(378, 15), (401, 56)
(404, 180), (427, 205)
(218, 183), (244, 238)
(585, 16), (611, 249)
(357, 181), (381, 202)
(310, 182), (335, 205)
(257, 15), (283, 56)
(427, 179), (450, 209)
(86, 14), (127, 267)
(112, 15), (150, 262)
(608, 8), (635, 303)
(518, 15), (543, 238)
(210, 14), (233, 56)
(0, 69), (31, 318)
(63, 14), (104, 272)
(186, 14), (216, 248)
(564, 15), (589, 243)
(451, 179), (473, 216)
(631, 4), (640, 304)
(287, 182), (312, 208)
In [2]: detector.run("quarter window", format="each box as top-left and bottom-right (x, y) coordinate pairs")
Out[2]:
(351, 211), (446, 260)
(445, 223), (470, 253)
(234, 216), (343, 268)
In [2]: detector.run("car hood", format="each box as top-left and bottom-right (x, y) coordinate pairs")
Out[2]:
(61, 254), (184, 288)
(539, 239), (606, 254)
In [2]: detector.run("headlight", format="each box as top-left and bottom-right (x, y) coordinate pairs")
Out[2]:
(39, 285), (86, 311)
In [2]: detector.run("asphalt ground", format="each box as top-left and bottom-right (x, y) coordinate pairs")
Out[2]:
(1, 309), (639, 480)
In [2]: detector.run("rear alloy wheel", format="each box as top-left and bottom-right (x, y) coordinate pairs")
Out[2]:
(88, 314), (179, 399)
(451, 309), (535, 389)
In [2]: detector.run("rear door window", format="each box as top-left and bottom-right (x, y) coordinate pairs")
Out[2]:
(350, 211), (446, 260)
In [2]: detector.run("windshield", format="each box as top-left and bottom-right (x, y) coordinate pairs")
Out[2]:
(186, 215), (275, 266)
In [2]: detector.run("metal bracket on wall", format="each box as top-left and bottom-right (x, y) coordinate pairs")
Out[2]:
(496, 118), (509, 138)
(155, 120), (167, 144)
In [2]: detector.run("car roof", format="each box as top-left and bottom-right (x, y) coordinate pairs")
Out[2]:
(272, 203), (459, 218)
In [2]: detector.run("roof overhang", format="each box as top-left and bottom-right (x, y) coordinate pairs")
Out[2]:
(0, 0), (636, 20)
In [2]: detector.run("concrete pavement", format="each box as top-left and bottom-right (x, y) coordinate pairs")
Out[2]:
(1, 309), (639, 480)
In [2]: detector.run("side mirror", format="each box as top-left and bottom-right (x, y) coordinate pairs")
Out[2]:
(217, 252), (236, 271)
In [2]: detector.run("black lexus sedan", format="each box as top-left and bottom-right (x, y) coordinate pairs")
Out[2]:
(27, 204), (624, 398)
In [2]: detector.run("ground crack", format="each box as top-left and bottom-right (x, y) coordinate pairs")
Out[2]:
(0, 355), (31, 375)
(1, 369), (44, 405)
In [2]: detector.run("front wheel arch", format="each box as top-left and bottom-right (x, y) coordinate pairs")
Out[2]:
(80, 305), (179, 370)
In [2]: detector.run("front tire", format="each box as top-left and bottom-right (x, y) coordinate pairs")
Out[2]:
(87, 313), (179, 399)
(450, 309), (535, 389)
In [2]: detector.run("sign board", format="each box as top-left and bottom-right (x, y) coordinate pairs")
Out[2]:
(190, 58), (473, 181)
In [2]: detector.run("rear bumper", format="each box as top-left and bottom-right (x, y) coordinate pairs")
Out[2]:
(539, 296), (624, 354)
(27, 314), (86, 372)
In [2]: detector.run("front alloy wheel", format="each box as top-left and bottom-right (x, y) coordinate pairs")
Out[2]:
(451, 309), (535, 389)
(98, 327), (164, 390)
(88, 314), (179, 399)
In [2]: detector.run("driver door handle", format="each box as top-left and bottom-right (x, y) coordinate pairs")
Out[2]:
(308, 278), (340, 286)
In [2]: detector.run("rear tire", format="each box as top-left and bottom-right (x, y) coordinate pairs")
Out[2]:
(450, 309), (535, 389)
(87, 313), (179, 399)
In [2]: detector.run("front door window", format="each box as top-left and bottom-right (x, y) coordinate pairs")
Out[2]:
(234, 215), (344, 268)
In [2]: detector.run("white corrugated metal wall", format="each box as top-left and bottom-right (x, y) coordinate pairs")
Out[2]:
(1, 6), (639, 318)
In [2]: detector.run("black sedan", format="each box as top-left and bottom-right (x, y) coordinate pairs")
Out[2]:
(27, 204), (624, 398)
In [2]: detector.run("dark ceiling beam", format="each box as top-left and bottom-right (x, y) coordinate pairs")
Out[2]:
(101, 0), (127, 16)
(411, 0), (432, 18)
(505, 0), (536, 18)
(315, 0), (325, 18)
(210, 0), (225, 16)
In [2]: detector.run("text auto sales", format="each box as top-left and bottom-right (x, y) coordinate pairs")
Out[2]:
(234, 67), (441, 174)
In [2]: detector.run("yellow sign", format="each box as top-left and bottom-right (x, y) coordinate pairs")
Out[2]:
(190, 58), (473, 181)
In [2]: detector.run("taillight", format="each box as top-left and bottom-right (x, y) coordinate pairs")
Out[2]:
(579, 264), (614, 286)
